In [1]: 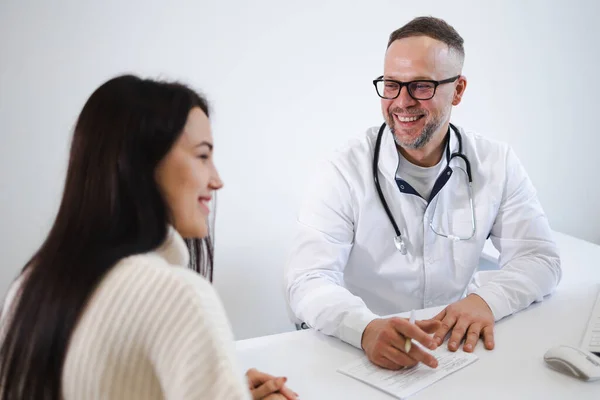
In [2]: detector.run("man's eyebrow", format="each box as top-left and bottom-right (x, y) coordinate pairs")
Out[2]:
(384, 75), (433, 81)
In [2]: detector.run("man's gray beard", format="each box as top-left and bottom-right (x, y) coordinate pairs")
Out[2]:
(389, 106), (449, 149)
(391, 118), (440, 149)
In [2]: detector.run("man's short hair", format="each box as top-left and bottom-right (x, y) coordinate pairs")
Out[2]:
(388, 16), (464, 61)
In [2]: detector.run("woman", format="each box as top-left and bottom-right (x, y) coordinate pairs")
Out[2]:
(0, 75), (297, 400)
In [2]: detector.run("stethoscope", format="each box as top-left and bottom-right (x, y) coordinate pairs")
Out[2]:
(372, 122), (476, 255)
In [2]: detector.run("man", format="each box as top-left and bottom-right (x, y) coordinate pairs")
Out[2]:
(285, 16), (561, 371)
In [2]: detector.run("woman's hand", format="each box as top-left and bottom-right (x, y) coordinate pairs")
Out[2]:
(246, 368), (298, 400)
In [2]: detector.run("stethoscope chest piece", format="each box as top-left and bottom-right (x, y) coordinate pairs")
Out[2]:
(394, 235), (407, 255)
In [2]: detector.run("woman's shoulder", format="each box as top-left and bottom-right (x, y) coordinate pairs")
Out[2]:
(77, 250), (234, 350)
(63, 250), (247, 399)
(103, 252), (219, 309)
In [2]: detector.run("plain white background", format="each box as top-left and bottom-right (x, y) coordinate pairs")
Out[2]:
(1, 0), (599, 339)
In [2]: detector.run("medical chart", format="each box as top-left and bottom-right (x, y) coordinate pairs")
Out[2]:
(337, 346), (478, 399)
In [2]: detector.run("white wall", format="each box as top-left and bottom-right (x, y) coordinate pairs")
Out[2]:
(1, 0), (599, 340)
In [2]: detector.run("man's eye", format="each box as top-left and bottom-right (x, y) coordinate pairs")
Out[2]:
(415, 83), (433, 90)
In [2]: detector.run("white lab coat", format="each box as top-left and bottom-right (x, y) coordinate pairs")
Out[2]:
(285, 123), (561, 349)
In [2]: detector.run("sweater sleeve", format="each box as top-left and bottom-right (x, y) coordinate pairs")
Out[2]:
(146, 268), (251, 400)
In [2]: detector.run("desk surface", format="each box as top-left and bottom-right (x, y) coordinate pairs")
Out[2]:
(236, 233), (600, 399)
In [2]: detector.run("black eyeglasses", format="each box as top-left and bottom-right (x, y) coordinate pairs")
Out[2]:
(373, 75), (460, 100)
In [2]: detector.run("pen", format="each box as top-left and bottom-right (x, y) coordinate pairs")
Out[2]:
(405, 309), (416, 353)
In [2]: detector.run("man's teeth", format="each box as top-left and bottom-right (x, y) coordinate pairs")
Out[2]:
(397, 115), (421, 122)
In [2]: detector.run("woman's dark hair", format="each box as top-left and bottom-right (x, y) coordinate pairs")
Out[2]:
(0, 74), (214, 399)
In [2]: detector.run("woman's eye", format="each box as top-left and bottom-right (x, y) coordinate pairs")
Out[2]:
(197, 154), (210, 160)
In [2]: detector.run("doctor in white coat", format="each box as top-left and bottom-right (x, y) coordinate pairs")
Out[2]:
(285, 16), (561, 371)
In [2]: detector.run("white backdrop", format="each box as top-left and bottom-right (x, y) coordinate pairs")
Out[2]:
(1, 0), (599, 339)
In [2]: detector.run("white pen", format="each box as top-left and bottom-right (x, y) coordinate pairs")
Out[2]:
(405, 309), (416, 353)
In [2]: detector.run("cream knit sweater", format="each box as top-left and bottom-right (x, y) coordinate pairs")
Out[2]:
(1, 228), (251, 399)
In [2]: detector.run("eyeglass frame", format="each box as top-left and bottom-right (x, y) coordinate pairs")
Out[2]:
(372, 75), (461, 100)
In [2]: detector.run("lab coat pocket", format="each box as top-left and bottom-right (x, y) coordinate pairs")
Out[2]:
(450, 199), (497, 241)
(450, 204), (496, 282)
(447, 208), (477, 241)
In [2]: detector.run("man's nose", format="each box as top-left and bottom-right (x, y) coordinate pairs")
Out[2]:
(392, 85), (418, 109)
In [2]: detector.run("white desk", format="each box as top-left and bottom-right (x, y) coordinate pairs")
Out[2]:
(236, 232), (600, 399)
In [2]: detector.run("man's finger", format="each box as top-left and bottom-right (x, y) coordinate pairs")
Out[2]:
(373, 354), (404, 370)
(463, 323), (481, 352)
(390, 318), (436, 350)
(384, 342), (418, 367)
(482, 324), (495, 350)
(251, 378), (285, 399)
(433, 309), (446, 321)
(406, 344), (439, 368)
(433, 312), (457, 346)
(447, 317), (469, 352)
(415, 319), (442, 334)
(386, 326), (439, 369)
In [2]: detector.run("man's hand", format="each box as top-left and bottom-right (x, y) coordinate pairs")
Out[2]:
(246, 368), (298, 400)
(430, 294), (495, 352)
(361, 317), (440, 370)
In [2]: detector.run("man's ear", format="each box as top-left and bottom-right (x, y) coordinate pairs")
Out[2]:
(452, 76), (467, 106)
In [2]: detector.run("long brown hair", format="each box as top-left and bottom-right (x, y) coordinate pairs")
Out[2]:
(0, 75), (213, 399)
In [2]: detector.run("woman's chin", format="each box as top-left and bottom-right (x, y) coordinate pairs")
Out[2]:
(176, 221), (208, 240)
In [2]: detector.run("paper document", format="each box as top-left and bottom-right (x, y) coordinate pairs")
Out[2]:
(337, 347), (478, 399)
